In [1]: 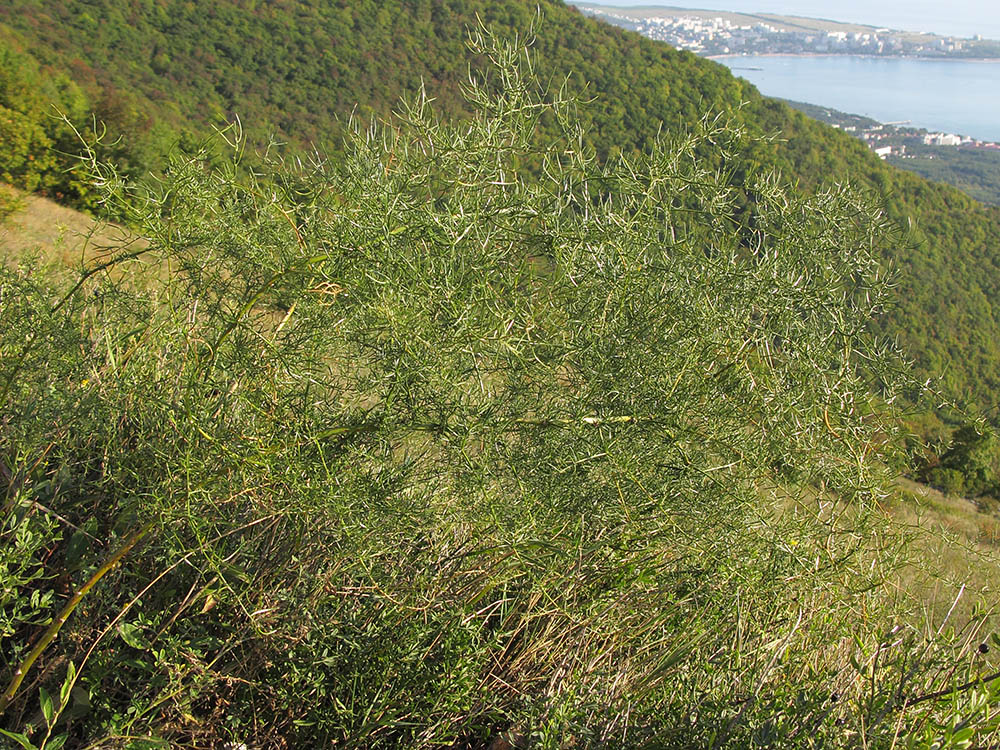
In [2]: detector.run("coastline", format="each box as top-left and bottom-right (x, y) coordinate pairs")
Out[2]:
(708, 54), (1000, 142)
(706, 52), (1000, 63)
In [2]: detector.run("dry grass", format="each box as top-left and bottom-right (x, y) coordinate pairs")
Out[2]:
(883, 477), (1000, 629)
(0, 184), (137, 268)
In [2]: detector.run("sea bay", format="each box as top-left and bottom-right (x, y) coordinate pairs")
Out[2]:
(715, 55), (1000, 141)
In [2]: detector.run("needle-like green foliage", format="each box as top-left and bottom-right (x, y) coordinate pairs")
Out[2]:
(1, 27), (998, 750)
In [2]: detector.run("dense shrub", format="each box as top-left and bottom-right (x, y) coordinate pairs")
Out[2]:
(1, 30), (999, 749)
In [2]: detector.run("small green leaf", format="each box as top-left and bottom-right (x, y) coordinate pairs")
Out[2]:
(40, 686), (54, 725)
(64, 529), (92, 569)
(44, 734), (68, 750)
(952, 726), (975, 747)
(59, 662), (76, 707)
(123, 738), (170, 749)
(850, 652), (863, 674)
(118, 621), (147, 650)
(0, 728), (37, 750)
(69, 685), (92, 717)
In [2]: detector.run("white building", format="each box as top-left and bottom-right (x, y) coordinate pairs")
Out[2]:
(923, 133), (962, 146)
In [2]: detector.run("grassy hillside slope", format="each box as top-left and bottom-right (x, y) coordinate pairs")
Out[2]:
(0, 185), (134, 265)
(3, 41), (1000, 743)
(5, 10), (1000, 747)
(2, 0), (1000, 420)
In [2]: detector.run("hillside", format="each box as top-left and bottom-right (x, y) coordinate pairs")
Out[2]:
(4, 34), (1000, 743)
(781, 99), (1000, 207)
(2, 2), (1000, 428)
(0, 185), (134, 265)
(889, 146), (1000, 207)
(5, 6), (1000, 747)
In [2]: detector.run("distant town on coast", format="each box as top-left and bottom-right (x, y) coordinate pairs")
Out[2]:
(781, 99), (1000, 205)
(574, 4), (1000, 204)
(785, 99), (1000, 156)
(577, 4), (1000, 58)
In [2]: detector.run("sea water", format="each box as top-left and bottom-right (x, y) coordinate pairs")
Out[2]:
(714, 55), (1000, 141)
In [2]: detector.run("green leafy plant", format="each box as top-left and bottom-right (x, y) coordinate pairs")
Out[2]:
(0, 25), (998, 749)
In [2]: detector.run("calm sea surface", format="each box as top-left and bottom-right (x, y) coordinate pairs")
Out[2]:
(714, 55), (1000, 141)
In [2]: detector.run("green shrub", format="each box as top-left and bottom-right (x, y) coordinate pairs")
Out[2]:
(943, 426), (1000, 497)
(924, 424), (1000, 498)
(0, 184), (24, 224)
(929, 468), (968, 497)
(0, 28), (998, 749)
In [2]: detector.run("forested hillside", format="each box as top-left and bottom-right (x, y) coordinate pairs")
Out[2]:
(2, 1), (1000, 432)
(6, 5), (1000, 747)
(888, 146), (1000, 207)
(5, 28), (1000, 745)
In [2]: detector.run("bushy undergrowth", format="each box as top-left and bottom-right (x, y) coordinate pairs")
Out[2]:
(1, 29), (999, 749)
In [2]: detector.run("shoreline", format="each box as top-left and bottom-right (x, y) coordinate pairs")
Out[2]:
(705, 53), (1000, 142)
(706, 52), (1000, 63)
